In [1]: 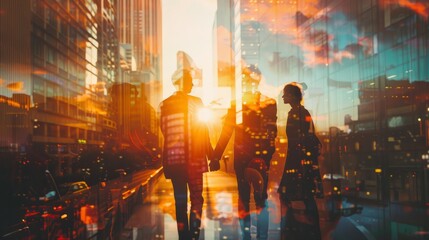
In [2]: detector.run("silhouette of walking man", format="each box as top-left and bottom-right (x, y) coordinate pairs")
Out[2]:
(159, 68), (214, 240)
(214, 65), (277, 240)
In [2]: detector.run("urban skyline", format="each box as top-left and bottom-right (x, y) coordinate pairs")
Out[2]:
(1, 0), (429, 239)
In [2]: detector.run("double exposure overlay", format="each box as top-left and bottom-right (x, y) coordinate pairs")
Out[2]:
(1, 0), (428, 239)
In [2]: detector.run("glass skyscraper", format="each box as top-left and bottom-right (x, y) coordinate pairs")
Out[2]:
(216, 0), (429, 207)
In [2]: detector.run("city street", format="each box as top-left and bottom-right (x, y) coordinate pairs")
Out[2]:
(119, 170), (389, 240)
(4, 167), (428, 239)
(2, 0), (429, 239)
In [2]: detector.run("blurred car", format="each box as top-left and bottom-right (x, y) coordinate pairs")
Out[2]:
(322, 173), (346, 198)
(322, 173), (363, 219)
(106, 168), (127, 180)
(108, 169), (130, 190)
(10, 172), (88, 239)
(57, 181), (90, 208)
(58, 181), (90, 197)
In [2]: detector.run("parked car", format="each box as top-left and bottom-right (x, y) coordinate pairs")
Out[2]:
(57, 181), (90, 208)
(8, 171), (88, 239)
(58, 181), (90, 197)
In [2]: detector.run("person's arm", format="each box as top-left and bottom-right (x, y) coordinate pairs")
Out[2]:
(213, 106), (235, 161)
(306, 110), (324, 197)
(205, 123), (219, 171)
(262, 100), (277, 166)
(266, 101), (277, 157)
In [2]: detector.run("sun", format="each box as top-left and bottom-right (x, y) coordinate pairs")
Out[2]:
(197, 107), (214, 123)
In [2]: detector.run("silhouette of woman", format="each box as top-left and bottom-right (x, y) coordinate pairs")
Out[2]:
(278, 82), (322, 240)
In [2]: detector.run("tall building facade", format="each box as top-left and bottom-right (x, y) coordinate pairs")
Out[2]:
(116, 0), (162, 108)
(214, 0), (235, 88)
(215, 1), (429, 231)
(212, 1), (429, 238)
(214, 0), (301, 184)
(289, 0), (429, 209)
(0, 0), (118, 176)
(115, 0), (162, 152)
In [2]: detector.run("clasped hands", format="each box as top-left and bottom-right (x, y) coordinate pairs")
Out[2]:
(209, 158), (220, 171)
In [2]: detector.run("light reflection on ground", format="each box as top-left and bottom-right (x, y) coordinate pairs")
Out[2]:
(123, 171), (348, 240)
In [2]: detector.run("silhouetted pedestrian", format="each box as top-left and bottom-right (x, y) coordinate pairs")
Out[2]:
(278, 82), (323, 240)
(214, 65), (277, 240)
(159, 68), (214, 240)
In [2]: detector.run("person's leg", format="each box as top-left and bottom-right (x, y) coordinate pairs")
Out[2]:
(254, 169), (269, 240)
(280, 198), (289, 240)
(237, 175), (251, 240)
(188, 173), (204, 240)
(255, 202), (268, 240)
(280, 198), (302, 240)
(303, 198), (321, 240)
(171, 177), (189, 240)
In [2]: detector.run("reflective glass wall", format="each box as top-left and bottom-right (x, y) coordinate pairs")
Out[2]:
(221, 1), (429, 238)
(1, 0), (428, 238)
(291, 0), (429, 205)
(224, 0), (429, 205)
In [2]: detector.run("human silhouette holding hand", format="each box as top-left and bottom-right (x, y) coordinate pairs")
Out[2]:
(159, 68), (214, 240)
(213, 65), (277, 240)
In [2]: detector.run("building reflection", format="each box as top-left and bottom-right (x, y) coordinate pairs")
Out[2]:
(0, 0), (162, 176)
(0, 0), (162, 238)
(0, 0), (117, 177)
(1, 0), (429, 239)
(215, 0), (429, 239)
(337, 78), (429, 204)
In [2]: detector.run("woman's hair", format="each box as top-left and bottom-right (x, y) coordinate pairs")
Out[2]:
(283, 82), (303, 102)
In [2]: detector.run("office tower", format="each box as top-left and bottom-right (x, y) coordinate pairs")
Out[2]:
(0, 0), (118, 176)
(116, 0), (162, 108)
(114, 0), (162, 152)
(213, 0), (429, 209)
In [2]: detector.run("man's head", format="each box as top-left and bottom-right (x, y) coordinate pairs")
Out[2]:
(172, 68), (193, 94)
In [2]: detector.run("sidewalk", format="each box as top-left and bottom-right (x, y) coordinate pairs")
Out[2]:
(120, 171), (362, 240)
(121, 171), (244, 240)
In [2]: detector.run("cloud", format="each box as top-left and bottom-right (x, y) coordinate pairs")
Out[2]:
(333, 50), (355, 62)
(7, 82), (24, 92)
(32, 69), (48, 75)
(258, 77), (283, 99)
(383, 0), (429, 20)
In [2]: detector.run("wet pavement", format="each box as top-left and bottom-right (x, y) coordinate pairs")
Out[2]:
(119, 170), (373, 240)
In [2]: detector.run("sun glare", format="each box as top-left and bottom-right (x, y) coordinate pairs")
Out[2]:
(197, 107), (214, 123)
